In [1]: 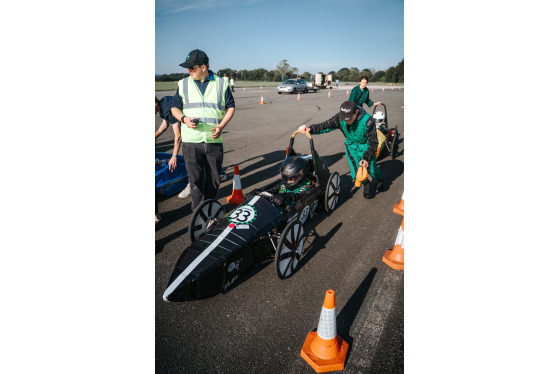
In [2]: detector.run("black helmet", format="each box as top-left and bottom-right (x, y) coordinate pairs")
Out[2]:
(280, 156), (309, 189)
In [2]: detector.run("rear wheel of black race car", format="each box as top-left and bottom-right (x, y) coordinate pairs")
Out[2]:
(275, 219), (305, 279)
(189, 199), (225, 242)
(324, 172), (341, 213)
(390, 126), (399, 159)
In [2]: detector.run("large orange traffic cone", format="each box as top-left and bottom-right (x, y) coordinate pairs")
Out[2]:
(259, 96), (265, 104)
(301, 290), (348, 373)
(297, 92), (301, 100)
(393, 191), (404, 216)
(383, 217), (404, 270)
(226, 165), (244, 205)
(328, 91), (331, 98)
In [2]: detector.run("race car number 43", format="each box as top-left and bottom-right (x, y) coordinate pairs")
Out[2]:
(228, 205), (257, 225)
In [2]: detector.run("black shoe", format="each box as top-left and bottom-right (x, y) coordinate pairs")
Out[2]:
(363, 181), (376, 199)
(376, 180), (385, 193)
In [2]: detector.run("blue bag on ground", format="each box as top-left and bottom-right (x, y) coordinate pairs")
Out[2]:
(156, 152), (188, 195)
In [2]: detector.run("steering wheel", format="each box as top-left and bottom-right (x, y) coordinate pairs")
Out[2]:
(258, 191), (273, 199)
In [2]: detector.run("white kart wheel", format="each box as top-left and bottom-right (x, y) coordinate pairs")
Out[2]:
(189, 199), (225, 242)
(324, 172), (340, 212)
(275, 220), (305, 279)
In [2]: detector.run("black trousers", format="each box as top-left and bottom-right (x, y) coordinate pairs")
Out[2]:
(182, 142), (223, 210)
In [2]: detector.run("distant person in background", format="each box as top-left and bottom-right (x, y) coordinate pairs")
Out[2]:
(229, 76), (235, 92)
(349, 76), (380, 108)
(336, 79), (339, 88)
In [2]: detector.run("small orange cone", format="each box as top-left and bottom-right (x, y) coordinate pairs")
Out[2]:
(328, 91), (331, 98)
(260, 86), (263, 90)
(382, 87), (385, 92)
(392, 87), (394, 91)
(399, 87), (401, 90)
(383, 217), (404, 270)
(226, 165), (245, 205)
(297, 92), (301, 100)
(243, 87), (246, 92)
(355, 166), (368, 187)
(393, 191), (404, 216)
(259, 96), (265, 104)
(371, 88), (374, 93)
(301, 290), (348, 373)
(346, 90), (349, 95)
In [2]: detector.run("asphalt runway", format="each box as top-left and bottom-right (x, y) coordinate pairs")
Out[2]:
(155, 85), (405, 373)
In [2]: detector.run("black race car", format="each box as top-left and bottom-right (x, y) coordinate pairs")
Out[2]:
(163, 131), (341, 302)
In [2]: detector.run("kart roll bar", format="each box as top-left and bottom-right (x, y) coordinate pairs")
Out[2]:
(286, 130), (330, 188)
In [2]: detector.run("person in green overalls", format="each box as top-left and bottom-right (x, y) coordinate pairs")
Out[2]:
(298, 101), (384, 199)
(349, 76), (380, 108)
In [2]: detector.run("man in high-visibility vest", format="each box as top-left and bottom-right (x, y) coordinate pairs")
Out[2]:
(171, 49), (235, 210)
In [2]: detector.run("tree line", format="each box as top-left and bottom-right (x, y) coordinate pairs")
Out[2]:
(155, 59), (404, 84)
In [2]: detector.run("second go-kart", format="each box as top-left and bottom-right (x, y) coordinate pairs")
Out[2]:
(371, 103), (399, 160)
(163, 131), (341, 302)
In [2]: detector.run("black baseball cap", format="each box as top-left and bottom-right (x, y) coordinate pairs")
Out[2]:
(179, 49), (209, 69)
(339, 101), (357, 121)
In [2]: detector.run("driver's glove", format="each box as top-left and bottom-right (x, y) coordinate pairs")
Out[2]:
(271, 193), (286, 206)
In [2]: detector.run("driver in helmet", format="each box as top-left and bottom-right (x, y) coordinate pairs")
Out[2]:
(260, 156), (313, 207)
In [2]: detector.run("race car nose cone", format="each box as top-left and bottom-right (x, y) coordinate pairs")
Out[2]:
(163, 244), (225, 302)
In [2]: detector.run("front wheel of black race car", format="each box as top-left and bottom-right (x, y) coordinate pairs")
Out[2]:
(275, 219), (305, 279)
(390, 127), (400, 159)
(189, 199), (225, 242)
(324, 172), (341, 213)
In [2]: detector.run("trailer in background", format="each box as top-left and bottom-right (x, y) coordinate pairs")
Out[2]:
(313, 73), (333, 89)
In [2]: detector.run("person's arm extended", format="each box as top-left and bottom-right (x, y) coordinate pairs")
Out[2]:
(365, 90), (374, 107)
(155, 119), (168, 138)
(361, 117), (379, 167)
(168, 122), (182, 172)
(298, 113), (340, 134)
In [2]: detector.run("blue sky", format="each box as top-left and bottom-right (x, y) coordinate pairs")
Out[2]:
(155, 0), (403, 75)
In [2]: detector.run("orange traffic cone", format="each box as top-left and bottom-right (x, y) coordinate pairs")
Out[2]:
(243, 87), (246, 92)
(392, 87), (394, 91)
(383, 217), (404, 270)
(328, 91), (331, 98)
(301, 290), (348, 373)
(382, 87), (385, 92)
(260, 86), (263, 90)
(259, 96), (265, 104)
(346, 90), (349, 95)
(393, 191), (404, 216)
(371, 88), (374, 93)
(227, 165), (245, 205)
(355, 166), (368, 187)
(297, 92), (301, 100)
(399, 87), (401, 90)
